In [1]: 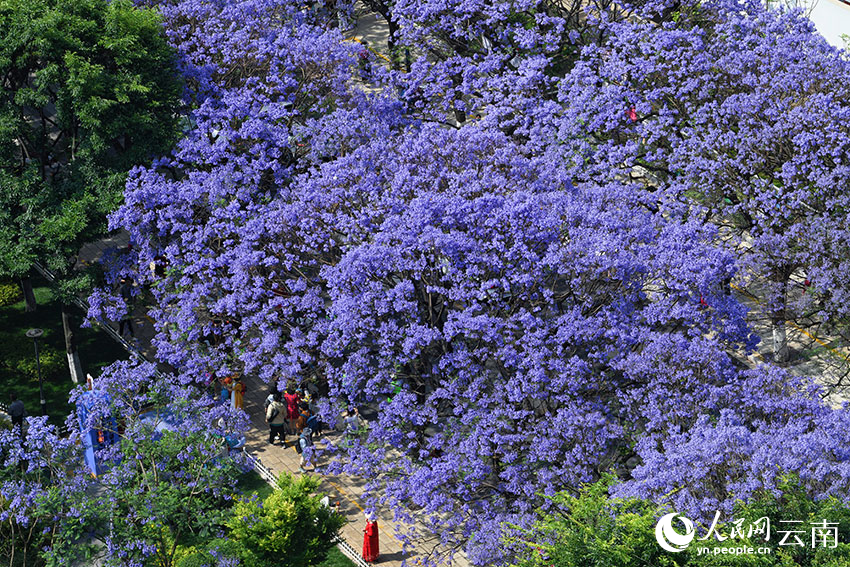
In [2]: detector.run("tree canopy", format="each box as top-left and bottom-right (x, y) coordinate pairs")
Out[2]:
(18, 0), (847, 565)
(0, 0), (181, 288)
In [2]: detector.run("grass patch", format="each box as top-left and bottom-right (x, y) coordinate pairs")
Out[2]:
(0, 276), (128, 425)
(236, 470), (275, 501)
(314, 546), (356, 567)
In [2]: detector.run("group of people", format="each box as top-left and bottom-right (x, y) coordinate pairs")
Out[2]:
(265, 384), (323, 473)
(219, 374), (247, 409)
(215, 373), (368, 474)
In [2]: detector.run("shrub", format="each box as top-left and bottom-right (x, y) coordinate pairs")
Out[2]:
(508, 475), (850, 567)
(0, 282), (22, 307)
(0, 334), (65, 380)
(227, 473), (346, 567)
(175, 539), (259, 567)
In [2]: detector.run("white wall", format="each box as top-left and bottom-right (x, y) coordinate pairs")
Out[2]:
(807, 0), (850, 49)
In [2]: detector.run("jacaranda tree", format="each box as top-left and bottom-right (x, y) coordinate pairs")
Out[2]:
(543, 0), (850, 364)
(83, 0), (850, 565)
(1, 358), (250, 567)
(90, 0), (409, 389)
(0, 416), (94, 566)
(72, 359), (251, 567)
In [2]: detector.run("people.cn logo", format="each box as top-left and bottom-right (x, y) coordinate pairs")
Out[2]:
(655, 513), (696, 552)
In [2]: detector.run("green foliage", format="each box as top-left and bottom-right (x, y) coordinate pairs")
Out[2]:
(107, 426), (246, 567)
(0, 277), (128, 422)
(0, 281), (22, 306)
(227, 473), (346, 567)
(508, 475), (850, 567)
(0, 328), (66, 380)
(735, 475), (850, 566)
(174, 539), (261, 567)
(0, 0), (181, 281)
(507, 474), (689, 567)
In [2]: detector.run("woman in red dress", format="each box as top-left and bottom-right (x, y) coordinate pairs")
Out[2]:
(283, 385), (300, 435)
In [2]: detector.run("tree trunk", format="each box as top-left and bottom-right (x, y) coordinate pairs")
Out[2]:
(20, 277), (37, 312)
(771, 316), (789, 363)
(770, 270), (790, 363)
(387, 18), (401, 70)
(62, 304), (83, 384)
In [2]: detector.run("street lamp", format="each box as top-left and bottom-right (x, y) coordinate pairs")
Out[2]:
(26, 328), (46, 416)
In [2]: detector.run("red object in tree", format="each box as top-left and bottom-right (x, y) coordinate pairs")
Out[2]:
(627, 106), (637, 122)
(363, 519), (379, 562)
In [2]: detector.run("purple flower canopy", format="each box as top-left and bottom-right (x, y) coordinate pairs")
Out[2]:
(73, 0), (850, 564)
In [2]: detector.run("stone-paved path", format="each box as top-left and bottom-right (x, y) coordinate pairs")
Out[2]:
(239, 376), (467, 567)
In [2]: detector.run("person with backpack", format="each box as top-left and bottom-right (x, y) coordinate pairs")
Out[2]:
(295, 401), (310, 434)
(306, 411), (322, 438)
(297, 426), (314, 473)
(266, 392), (287, 445)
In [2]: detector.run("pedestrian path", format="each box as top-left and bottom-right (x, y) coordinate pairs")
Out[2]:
(239, 374), (469, 566)
(730, 281), (850, 407)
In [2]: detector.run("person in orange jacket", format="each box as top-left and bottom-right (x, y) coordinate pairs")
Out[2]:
(232, 377), (246, 410)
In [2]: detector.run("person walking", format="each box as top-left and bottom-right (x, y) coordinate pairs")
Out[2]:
(266, 392), (287, 446)
(297, 426), (314, 473)
(118, 277), (135, 338)
(358, 41), (372, 81)
(8, 393), (25, 433)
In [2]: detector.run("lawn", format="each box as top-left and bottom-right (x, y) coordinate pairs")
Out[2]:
(0, 277), (128, 426)
(235, 469), (275, 501)
(315, 547), (356, 567)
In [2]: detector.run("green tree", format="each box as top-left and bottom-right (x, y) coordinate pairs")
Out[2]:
(508, 475), (850, 567)
(227, 473), (346, 567)
(0, 0), (181, 379)
(507, 475), (692, 567)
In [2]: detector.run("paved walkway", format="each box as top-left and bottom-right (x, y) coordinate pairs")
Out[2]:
(240, 378), (461, 566)
(731, 281), (850, 407)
